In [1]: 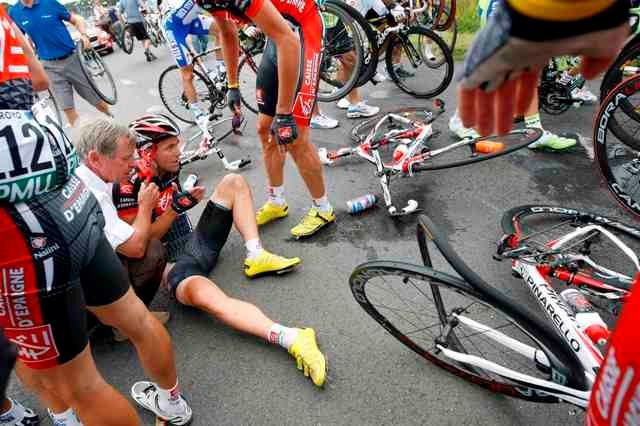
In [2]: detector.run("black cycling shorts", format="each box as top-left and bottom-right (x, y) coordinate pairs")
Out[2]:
(255, 13), (323, 127)
(0, 174), (129, 369)
(167, 201), (233, 297)
(129, 22), (150, 41)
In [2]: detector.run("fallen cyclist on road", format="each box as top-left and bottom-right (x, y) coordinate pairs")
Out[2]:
(112, 113), (327, 388)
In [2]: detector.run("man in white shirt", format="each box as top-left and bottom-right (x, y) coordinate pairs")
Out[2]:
(74, 119), (170, 337)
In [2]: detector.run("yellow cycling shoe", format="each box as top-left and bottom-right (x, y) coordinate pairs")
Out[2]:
(256, 202), (289, 226)
(244, 249), (301, 278)
(289, 328), (327, 387)
(291, 207), (335, 239)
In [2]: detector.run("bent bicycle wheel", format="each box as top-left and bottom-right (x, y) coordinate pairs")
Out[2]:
(411, 127), (542, 172)
(385, 27), (453, 98)
(317, 1), (364, 102)
(594, 74), (640, 217)
(77, 46), (118, 105)
(238, 51), (261, 114)
(158, 65), (212, 124)
(350, 260), (588, 403)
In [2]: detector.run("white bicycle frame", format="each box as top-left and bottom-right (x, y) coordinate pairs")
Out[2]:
(435, 224), (640, 407)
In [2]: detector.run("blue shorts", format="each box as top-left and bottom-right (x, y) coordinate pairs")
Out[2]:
(163, 14), (214, 67)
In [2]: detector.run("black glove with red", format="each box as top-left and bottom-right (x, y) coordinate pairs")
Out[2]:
(270, 113), (298, 145)
(172, 190), (199, 214)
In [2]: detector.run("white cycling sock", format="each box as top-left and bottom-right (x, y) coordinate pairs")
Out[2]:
(524, 113), (543, 129)
(157, 381), (183, 415)
(267, 323), (300, 350)
(48, 408), (83, 426)
(313, 196), (332, 213)
(245, 238), (263, 260)
(268, 186), (286, 206)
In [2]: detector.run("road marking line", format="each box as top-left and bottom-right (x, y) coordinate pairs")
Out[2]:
(120, 79), (136, 86)
(146, 105), (164, 113)
(148, 88), (159, 97)
(576, 132), (594, 160)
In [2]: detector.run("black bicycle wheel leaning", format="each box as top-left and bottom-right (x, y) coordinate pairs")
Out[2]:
(118, 23), (135, 54)
(385, 27), (453, 98)
(317, 0), (364, 102)
(599, 40), (640, 147)
(350, 259), (589, 403)
(595, 74), (640, 217)
(433, 0), (455, 31)
(158, 65), (213, 124)
(238, 51), (261, 114)
(77, 45), (118, 105)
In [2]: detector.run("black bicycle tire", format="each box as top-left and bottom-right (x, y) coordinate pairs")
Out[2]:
(158, 65), (211, 124)
(77, 46), (118, 105)
(414, 214), (590, 391)
(122, 25), (135, 54)
(323, 0), (379, 89)
(350, 259), (587, 401)
(317, 1), (365, 102)
(594, 74), (640, 217)
(411, 128), (541, 172)
(500, 204), (640, 243)
(384, 27), (453, 98)
(434, 0), (455, 31)
(599, 41), (640, 148)
(238, 53), (259, 114)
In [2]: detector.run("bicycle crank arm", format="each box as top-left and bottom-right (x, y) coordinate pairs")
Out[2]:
(387, 200), (421, 216)
(318, 147), (355, 165)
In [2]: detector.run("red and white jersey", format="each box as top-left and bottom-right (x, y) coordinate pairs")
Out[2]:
(0, 8), (30, 84)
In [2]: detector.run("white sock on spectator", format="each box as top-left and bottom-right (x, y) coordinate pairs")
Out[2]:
(49, 408), (83, 426)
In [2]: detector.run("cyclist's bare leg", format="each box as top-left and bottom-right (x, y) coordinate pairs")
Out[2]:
(338, 51), (360, 105)
(286, 126), (326, 199)
(15, 346), (140, 425)
(88, 287), (178, 390)
(211, 173), (259, 241)
(176, 276), (274, 338)
(180, 65), (198, 104)
(257, 113), (286, 187)
(14, 366), (67, 412)
(209, 21), (224, 61)
(63, 108), (79, 126)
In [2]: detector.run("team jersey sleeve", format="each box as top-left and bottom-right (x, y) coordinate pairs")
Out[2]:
(242, 0), (264, 19)
(51, 0), (72, 22)
(112, 177), (141, 219)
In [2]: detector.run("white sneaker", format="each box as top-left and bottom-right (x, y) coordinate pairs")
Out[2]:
(131, 381), (193, 426)
(372, 72), (387, 84)
(336, 98), (351, 109)
(571, 87), (597, 104)
(347, 102), (380, 119)
(310, 113), (339, 129)
(423, 45), (437, 62)
(448, 113), (479, 140)
(0, 398), (40, 425)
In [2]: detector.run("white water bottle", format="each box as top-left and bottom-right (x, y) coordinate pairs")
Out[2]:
(560, 289), (609, 346)
(183, 174), (198, 191)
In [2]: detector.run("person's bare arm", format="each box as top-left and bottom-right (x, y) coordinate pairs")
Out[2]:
(149, 209), (179, 240)
(13, 23), (48, 91)
(213, 17), (240, 87)
(250, 2), (300, 114)
(117, 207), (153, 258)
(69, 13), (91, 48)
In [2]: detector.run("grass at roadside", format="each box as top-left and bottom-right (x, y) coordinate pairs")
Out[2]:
(453, 0), (480, 61)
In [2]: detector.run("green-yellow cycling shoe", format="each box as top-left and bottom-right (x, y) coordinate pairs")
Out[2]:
(289, 328), (327, 387)
(291, 207), (335, 239)
(256, 201), (289, 226)
(244, 249), (301, 278)
(528, 130), (577, 151)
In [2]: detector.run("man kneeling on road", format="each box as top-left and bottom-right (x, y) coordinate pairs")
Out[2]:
(115, 113), (327, 387)
(75, 120), (171, 342)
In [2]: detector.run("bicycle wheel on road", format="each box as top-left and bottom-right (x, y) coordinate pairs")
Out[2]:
(599, 39), (640, 149)
(411, 127), (541, 172)
(385, 27), (453, 98)
(77, 46), (118, 105)
(317, 1), (364, 102)
(594, 74), (640, 218)
(238, 51), (261, 114)
(114, 23), (135, 54)
(421, 6), (457, 53)
(159, 65), (212, 124)
(350, 259), (588, 404)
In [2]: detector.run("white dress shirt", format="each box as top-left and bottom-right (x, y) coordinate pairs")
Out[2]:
(75, 164), (135, 249)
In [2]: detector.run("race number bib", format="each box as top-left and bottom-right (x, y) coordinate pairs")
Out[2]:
(0, 110), (78, 203)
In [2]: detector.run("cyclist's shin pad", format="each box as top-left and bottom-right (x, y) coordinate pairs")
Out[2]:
(168, 201), (233, 296)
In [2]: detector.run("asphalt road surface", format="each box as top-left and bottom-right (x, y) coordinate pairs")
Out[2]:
(8, 42), (629, 425)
